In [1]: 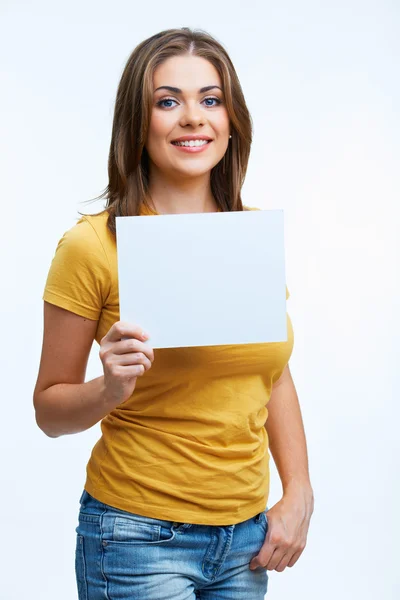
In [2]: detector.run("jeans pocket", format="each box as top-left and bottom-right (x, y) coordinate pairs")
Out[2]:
(114, 516), (162, 542)
(261, 511), (268, 533)
(75, 534), (88, 600)
(104, 514), (177, 546)
(255, 511), (268, 534)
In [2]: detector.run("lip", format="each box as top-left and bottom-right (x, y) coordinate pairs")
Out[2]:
(171, 134), (213, 142)
(171, 140), (212, 154)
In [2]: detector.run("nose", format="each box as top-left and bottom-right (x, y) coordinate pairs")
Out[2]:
(179, 100), (206, 129)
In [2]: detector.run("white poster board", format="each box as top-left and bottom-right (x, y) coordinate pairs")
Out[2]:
(116, 209), (288, 349)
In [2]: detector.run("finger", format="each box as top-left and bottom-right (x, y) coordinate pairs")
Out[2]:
(114, 363), (146, 377)
(106, 321), (150, 344)
(116, 352), (152, 371)
(287, 549), (303, 568)
(274, 552), (292, 572)
(264, 547), (287, 571)
(112, 338), (154, 362)
(249, 544), (275, 570)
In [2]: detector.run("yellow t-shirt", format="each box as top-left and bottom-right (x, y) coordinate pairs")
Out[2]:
(43, 204), (294, 525)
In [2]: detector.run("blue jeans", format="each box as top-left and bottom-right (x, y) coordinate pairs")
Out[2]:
(75, 489), (269, 599)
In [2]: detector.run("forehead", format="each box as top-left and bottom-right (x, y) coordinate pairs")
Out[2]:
(153, 55), (221, 90)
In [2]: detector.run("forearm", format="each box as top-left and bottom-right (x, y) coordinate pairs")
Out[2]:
(265, 368), (313, 499)
(34, 375), (114, 438)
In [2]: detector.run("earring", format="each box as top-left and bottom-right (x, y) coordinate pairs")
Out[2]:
(229, 135), (232, 139)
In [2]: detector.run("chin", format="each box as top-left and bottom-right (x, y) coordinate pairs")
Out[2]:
(173, 164), (214, 177)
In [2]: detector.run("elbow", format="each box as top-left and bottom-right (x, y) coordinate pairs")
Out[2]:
(34, 410), (60, 438)
(33, 395), (61, 438)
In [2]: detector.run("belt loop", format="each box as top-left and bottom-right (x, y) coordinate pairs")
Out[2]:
(172, 521), (192, 532)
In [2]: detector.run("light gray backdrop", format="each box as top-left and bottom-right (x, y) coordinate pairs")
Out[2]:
(1, 1), (398, 598)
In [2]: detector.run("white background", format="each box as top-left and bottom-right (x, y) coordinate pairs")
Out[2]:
(1, 1), (398, 598)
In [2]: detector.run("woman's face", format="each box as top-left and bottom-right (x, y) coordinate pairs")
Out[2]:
(146, 55), (230, 179)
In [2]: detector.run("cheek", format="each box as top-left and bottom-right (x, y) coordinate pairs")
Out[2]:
(149, 112), (173, 139)
(213, 107), (230, 131)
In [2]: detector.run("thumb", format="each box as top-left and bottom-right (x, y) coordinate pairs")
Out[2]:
(249, 556), (262, 570)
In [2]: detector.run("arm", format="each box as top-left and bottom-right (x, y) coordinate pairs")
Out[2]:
(265, 364), (314, 502)
(34, 218), (128, 437)
(33, 302), (113, 438)
(250, 366), (314, 571)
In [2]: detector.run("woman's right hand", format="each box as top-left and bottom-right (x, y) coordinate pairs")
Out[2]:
(99, 321), (154, 406)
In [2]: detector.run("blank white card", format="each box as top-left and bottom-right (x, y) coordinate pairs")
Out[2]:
(116, 209), (288, 349)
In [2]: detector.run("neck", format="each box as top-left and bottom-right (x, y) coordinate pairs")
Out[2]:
(147, 166), (218, 215)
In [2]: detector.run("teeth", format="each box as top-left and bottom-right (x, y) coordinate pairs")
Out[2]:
(173, 140), (210, 147)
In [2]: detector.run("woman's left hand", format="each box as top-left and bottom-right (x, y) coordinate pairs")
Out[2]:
(249, 487), (314, 572)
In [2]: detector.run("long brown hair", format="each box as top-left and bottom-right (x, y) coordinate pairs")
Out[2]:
(80, 27), (253, 236)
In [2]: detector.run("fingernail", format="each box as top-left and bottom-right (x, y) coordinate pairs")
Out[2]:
(141, 331), (149, 340)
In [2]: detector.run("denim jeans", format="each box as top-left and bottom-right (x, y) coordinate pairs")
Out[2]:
(75, 489), (269, 599)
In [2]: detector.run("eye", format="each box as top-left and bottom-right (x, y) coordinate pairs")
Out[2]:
(157, 98), (178, 109)
(156, 97), (222, 109)
(203, 97), (222, 107)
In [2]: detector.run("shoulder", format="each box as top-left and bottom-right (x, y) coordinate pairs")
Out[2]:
(70, 211), (114, 263)
(50, 211), (112, 274)
(43, 211), (112, 315)
(76, 210), (111, 247)
(56, 212), (107, 245)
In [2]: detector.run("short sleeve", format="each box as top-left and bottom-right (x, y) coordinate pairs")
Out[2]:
(42, 217), (111, 320)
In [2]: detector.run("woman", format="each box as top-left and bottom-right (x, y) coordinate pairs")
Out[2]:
(33, 27), (314, 599)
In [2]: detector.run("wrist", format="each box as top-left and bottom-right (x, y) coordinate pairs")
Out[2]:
(283, 479), (314, 502)
(99, 376), (117, 408)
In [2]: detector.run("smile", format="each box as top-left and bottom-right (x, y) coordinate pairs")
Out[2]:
(170, 140), (212, 153)
(172, 140), (210, 147)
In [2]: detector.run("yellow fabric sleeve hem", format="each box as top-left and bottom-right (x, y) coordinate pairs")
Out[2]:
(43, 289), (100, 320)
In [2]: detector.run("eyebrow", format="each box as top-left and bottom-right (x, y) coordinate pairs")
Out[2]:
(154, 85), (223, 94)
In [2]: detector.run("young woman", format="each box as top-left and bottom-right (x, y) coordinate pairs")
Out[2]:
(33, 27), (314, 600)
